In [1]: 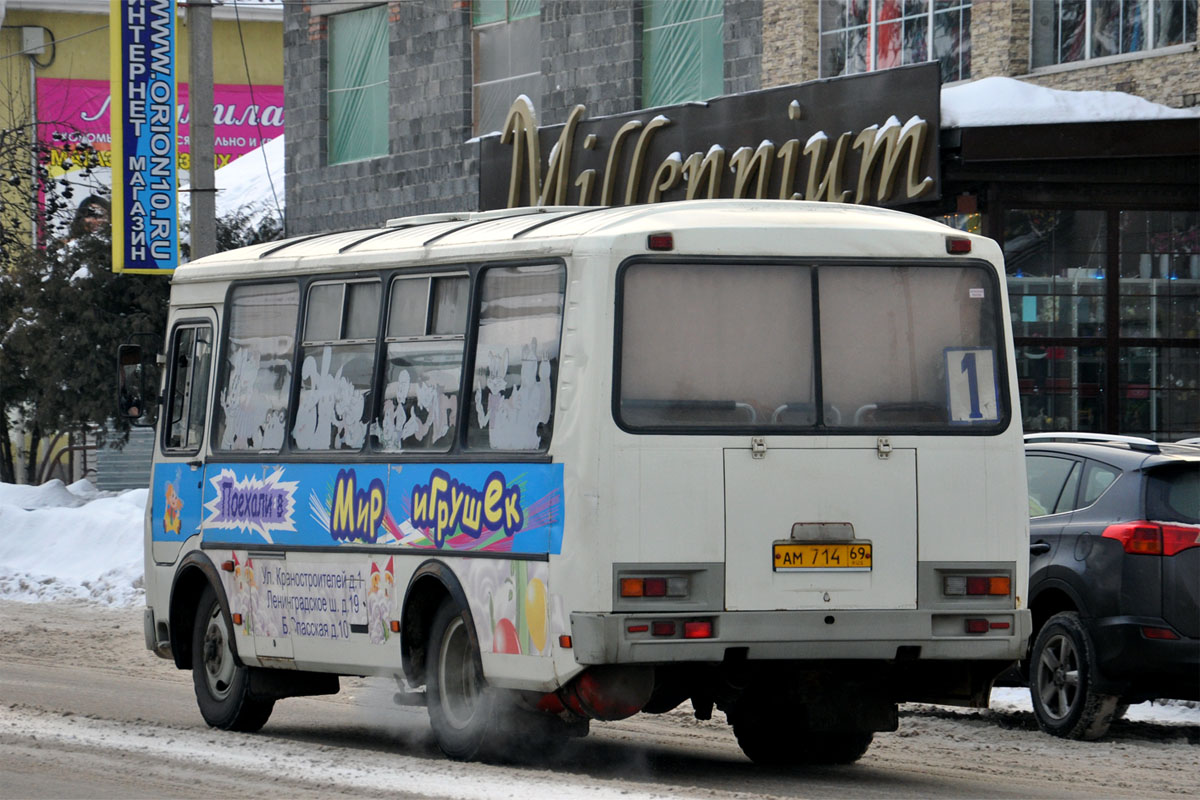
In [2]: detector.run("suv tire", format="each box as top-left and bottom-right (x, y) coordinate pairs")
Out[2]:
(1029, 611), (1120, 740)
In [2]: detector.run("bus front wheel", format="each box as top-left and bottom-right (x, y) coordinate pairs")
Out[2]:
(426, 599), (497, 760)
(191, 584), (274, 732)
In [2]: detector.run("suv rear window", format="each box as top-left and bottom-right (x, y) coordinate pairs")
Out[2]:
(1146, 463), (1200, 524)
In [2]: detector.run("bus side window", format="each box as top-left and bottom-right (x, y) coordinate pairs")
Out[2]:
(215, 282), (299, 451)
(292, 280), (381, 452)
(165, 324), (213, 451)
(467, 263), (565, 451)
(374, 274), (468, 453)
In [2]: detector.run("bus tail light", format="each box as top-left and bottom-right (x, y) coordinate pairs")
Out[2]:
(964, 619), (989, 634)
(647, 232), (674, 251)
(630, 619), (714, 639)
(619, 575), (689, 598)
(946, 236), (972, 254)
(944, 575), (1011, 596)
(1103, 521), (1200, 556)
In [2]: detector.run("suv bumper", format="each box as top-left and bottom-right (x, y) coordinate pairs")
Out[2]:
(571, 608), (1032, 664)
(1092, 616), (1200, 700)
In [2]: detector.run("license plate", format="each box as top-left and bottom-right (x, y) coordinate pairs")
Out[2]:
(773, 542), (872, 571)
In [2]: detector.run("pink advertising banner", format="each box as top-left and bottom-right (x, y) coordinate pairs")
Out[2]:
(38, 77), (284, 170)
(38, 77), (282, 242)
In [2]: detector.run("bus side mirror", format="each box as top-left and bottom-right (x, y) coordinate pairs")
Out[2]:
(118, 344), (151, 425)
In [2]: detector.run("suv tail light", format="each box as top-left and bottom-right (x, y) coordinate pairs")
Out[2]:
(1102, 521), (1200, 556)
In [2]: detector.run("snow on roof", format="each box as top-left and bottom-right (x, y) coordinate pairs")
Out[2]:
(942, 76), (1200, 127)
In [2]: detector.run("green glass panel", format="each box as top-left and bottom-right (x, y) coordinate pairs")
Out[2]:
(474, 0), (506, 25)
(643, 5), (723, 106)
(328, 5), (388, 163)
(699, 14), (723, 98)
(646, 0), (722, 30)
(509, 0), (541, 21)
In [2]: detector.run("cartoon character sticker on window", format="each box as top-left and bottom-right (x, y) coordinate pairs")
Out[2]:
(163, 480), (183, 536)
(474, 338), (551, 450)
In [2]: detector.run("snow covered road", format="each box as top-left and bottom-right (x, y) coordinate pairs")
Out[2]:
(1, 599), (1197, 800)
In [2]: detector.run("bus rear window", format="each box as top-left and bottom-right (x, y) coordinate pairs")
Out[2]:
(617, 261), (1005, 432)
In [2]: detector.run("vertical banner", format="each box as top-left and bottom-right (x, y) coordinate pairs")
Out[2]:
(111, 0), (178, 273)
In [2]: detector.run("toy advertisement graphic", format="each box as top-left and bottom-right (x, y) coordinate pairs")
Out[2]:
(459, 559), (560, 658)
(219, 551), (397, 645)
(199, 462), (564, 555)
(150, 464), (204, 542)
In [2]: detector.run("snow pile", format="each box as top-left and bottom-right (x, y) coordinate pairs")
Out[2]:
(990, 688), (1199, 725)
(177, 135), (285, 231)
(0, 480), (146, 606)
(942, 76), (1200, 127)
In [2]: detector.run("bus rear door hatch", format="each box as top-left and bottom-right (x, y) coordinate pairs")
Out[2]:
(723, 445), (917, 611)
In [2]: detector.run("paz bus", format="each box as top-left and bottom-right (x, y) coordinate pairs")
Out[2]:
(126, 199), (1031, 765)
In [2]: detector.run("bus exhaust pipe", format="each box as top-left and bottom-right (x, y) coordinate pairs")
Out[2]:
(554, 666), (655, 721)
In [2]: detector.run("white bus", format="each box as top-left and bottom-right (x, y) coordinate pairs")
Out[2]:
(129, 199), (1031, 765)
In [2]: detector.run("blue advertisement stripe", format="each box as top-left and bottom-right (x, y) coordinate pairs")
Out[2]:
(117, 0), (178, 271)
(151, 462), (566, 556)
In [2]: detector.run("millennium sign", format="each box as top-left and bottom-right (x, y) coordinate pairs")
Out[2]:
(480, 63), (940, 212)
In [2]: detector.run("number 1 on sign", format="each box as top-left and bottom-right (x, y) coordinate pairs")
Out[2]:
(944, 347), (998, 423)
(960, 351), (982, 419)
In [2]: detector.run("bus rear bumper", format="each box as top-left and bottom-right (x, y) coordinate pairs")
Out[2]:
(570, 608), (1032, 665)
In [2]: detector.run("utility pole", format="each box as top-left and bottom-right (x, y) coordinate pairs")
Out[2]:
(187, 1), (216, 260)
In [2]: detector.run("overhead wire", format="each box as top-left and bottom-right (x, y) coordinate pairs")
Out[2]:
(0, 23), (102, 64)
(231, 0), (285, 228)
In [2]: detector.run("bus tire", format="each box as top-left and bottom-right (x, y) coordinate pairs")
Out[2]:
(191, 584), (274, 732)
(1029, 611), (1119, 740)
(732, 704), (873, 766)
(426, 599), (496, 760)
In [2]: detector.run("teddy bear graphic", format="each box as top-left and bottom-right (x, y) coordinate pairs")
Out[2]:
(163, 481), (183, 537)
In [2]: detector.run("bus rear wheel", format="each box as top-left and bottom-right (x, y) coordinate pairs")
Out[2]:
(191, 584), (274, 732)
(732, 703), (873, 766)
(426, 599), (497, 760)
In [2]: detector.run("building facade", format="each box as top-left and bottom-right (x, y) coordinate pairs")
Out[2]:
(1, 0), (283, 240)
(283, 0), (1197, 439)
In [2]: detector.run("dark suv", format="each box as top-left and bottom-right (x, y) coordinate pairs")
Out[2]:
(1021, 433), (1199, 740)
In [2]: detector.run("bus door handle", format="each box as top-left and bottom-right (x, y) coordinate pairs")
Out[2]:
(187, 460), (203, 471)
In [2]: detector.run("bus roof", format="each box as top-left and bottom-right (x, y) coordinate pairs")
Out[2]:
(173, 200), (990, 283)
